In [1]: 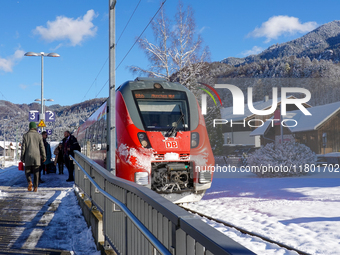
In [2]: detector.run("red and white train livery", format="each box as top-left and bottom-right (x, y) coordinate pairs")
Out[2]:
(75, 77), (215, 203)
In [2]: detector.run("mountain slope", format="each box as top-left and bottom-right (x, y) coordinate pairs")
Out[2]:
(222, 20), (340, 65)
(0, 98), (106, 143)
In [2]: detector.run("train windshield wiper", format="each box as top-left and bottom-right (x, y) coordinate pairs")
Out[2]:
(166, 105), (185, 137)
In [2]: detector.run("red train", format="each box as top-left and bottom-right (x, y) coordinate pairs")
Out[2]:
(75, 77), (214, 203)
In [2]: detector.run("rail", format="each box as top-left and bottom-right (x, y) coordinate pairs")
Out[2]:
(72, 151), (256, 255)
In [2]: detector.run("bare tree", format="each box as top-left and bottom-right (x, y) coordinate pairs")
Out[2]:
(129, 2), (223, 154)
(129, 1), (210, 89)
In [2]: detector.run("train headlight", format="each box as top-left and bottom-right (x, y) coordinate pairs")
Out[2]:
(191, 132), (199, 148)
(154, 83), (163, 89)
(141, 140), (148, 147)
(137, 132), (152, 148)
(135, 172), (149, 185)
(199, 171), (212, 184)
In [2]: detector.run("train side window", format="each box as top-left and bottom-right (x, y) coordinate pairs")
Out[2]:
(94, 122), (99, 150)
(82, 130), (86, 155)
(97, 120), (103, 150)
(99, 118), (105, 150)
(100, 116), (107, 150)
(89, 125), (95, 151)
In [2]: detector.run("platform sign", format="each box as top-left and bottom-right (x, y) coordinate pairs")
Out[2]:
(45, 111), (55, 122)
(37, 128), (52, 135)
(29, 111), (39, 122)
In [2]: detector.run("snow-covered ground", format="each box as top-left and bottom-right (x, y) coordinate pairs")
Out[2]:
(2, 160), (339, 255)
(184, 167), (340, 255)
(0, 163), (100, 255)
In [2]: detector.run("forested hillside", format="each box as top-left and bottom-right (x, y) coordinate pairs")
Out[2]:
(0, 98), (105, 143)
(198, 21), (340, 154)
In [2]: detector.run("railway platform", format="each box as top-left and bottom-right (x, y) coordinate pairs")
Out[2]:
(0, 157), (256, 255)
(0, 166), (99, 255)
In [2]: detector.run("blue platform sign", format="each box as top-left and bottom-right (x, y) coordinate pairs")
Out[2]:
(45, 111), (55, 122)
(37, 128), (52, 135)
(29, 111), (39, 122)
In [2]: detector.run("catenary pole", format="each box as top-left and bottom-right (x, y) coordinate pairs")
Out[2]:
(108, 0), (116, 174)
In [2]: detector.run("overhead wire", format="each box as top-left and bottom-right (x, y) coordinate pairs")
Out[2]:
(81, 58), (108, 102)
(95, 79), (109, 98)
(95, 0), (167, 99)
(86, 0), (143, 101)
(116, 0), (142, 46)
(115, 0), (167, 71)
(0, 90), (8, 101)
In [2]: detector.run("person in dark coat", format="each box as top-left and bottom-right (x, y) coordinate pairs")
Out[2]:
(42, 131), (53, 173)
(62, 131), (80, 182)
(20, 122), (46, 192)
(39, 131), (51, 181)
(54, 142), (64, 174)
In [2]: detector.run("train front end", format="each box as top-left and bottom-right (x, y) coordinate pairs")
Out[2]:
(116, 78), (214, 203)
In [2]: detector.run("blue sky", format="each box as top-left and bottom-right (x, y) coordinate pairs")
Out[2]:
(1, 0), (339, 107)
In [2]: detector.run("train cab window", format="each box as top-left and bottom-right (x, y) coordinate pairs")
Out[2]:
(133, 90), (189, 131)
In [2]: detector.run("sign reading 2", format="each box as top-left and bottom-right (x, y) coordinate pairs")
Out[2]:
(45, 111), (55, 122)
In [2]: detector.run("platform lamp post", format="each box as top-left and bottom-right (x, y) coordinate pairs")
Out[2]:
(35, 98), (54, 113)
(25, 52), (60, 131)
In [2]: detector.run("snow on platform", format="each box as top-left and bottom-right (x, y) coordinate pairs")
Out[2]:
(3, 161), (339, 254)
(0, 165), (100, 254)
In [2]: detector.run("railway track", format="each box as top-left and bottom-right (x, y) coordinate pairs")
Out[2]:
(180, 206), (312, 255)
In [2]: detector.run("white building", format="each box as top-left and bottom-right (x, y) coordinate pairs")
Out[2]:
(0, 141), (21, 159)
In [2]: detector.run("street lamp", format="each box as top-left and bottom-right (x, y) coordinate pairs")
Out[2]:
(25, 52), (60, 130)
(35, 98), (54, 105)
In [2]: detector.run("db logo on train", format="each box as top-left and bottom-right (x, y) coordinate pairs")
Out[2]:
(165, 141), (178, 148)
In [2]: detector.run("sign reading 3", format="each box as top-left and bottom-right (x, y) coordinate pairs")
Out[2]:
(29, 111), (39, 122)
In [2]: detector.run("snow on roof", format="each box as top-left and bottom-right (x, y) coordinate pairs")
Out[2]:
(287, 101), (340, 132)
(249, 116), (273, 136)
(322, 152), (340, 157)
(250, 101), (340, 136)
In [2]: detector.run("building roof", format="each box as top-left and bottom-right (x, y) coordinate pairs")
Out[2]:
(249, 117), (273, 136)
(250, 101), (340, 136)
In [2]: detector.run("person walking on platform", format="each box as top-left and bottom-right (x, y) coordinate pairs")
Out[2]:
(20, 122), (46, 192)
(54, 142), (64, 174)
(38, 131), (51, 182)
(41, 131), (52, 175)
(62, 131), (80, 182)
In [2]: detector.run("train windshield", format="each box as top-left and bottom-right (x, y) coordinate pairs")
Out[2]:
(133, 90), (190, 131)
